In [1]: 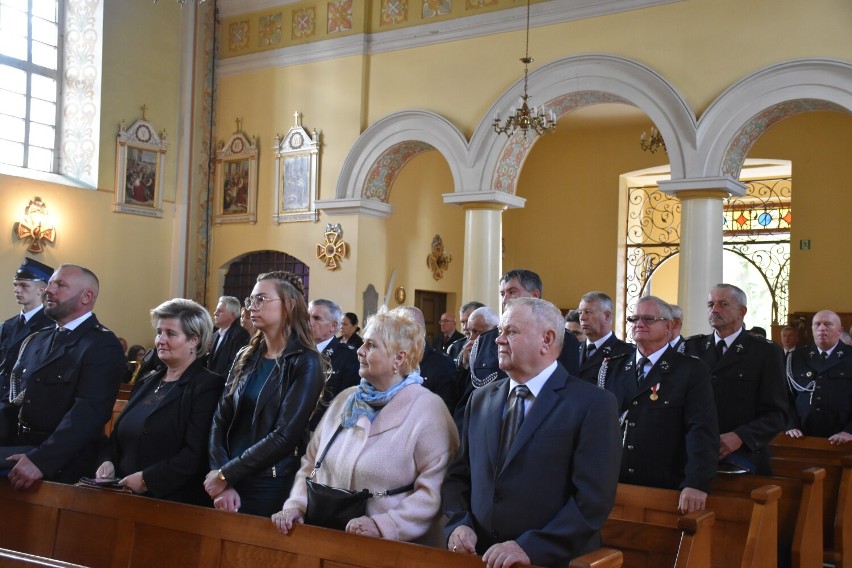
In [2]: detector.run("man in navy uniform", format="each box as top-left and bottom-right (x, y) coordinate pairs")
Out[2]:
(1, 264), (126, 489)
(467, 269), (580, 393)
(1, 259), (54, 401)
(785, 310), (852, 443)
(1, 259), (54, 442)
(685, 283), (789, 475)
(307, 299), (360, 429)
(599, 296), (718, 513)
(576, 291), (633, 383)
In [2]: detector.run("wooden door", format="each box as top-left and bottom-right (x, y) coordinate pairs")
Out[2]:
(415, 290), (446, 346)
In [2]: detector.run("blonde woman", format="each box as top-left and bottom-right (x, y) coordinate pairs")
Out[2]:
(273, 306), (458, 543)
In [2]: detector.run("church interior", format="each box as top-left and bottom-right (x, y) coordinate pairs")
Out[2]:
(1, 0), (850, 350)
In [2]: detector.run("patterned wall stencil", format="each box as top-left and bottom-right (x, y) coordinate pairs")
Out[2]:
(229, 20), (249, 51)
(424, 0), (451, 18)
(466, 0), (497, 9)
(293, 7), (317, 39)
(382, 0), (408, 26)
(363, 141), (434, 201)
(328, 0), (353, 33)
(259, 13), (282, 46)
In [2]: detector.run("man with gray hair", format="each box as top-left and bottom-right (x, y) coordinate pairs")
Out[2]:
(685, 283), (788, 475)
(207, 296), (250, 378)
(444, 298), (620, 566)
(308, 299), (360, 429)
(453, 306), (500, 428)
(669, 303), (686, 353)
(599, 296), (718, 513)
(577, 291), (633, 384)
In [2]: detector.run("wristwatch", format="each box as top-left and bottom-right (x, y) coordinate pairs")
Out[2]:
(217, 469), (227, 482)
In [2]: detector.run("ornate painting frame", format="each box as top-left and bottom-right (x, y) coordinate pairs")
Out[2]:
(273, 112), (319, 223)
(214, 130), (258, 224)
(114, 117), (167, 218)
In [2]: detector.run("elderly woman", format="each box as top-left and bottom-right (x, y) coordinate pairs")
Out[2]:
(96, 299), (223, 505)
(273, 306), (459, 543)
(205, 271), (325, 517)
(339, 312), (363, 348)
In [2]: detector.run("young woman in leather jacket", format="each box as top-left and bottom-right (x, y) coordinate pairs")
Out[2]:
(205, 271), (325, 517)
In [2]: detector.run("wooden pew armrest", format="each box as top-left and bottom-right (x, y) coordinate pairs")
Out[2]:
(569, 547), (623, 568)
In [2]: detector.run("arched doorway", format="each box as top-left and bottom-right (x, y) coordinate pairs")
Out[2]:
(223, 250), (311, 303)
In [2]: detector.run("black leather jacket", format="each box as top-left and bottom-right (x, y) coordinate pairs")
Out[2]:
(208, 335), (324, 486)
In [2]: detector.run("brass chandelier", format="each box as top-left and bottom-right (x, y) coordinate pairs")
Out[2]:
(493, 0), (557, 139)
(640, 127), (667, 153)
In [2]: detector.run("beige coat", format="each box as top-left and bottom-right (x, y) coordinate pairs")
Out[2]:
(283, 383), (459, 542)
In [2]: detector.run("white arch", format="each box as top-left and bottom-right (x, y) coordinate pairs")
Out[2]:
(468, 54), (697, 192)
(333, 109), (470, 201)
(698, 58), (852, 179)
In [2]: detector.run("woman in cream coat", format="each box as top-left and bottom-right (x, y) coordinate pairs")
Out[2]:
(273, 306), (458, 543)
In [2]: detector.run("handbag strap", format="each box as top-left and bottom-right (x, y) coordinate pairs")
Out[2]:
(309, 424), (415, 497)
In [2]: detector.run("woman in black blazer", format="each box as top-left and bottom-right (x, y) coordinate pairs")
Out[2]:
(96, 298), (223, 506)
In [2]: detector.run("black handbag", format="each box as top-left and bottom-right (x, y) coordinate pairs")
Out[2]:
(304, 425), (413, 531)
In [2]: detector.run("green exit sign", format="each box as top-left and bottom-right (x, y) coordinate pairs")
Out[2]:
(800, 239), (811, 251)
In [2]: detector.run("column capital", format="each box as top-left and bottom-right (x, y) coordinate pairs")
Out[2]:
(659, 176), (746, 200)
(315, 198), (393, 219)
(442, 191), (526, 210)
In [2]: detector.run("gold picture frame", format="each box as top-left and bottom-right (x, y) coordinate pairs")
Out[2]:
(214, 125), (258, 224)
(114, 112), (167, 218)
(273, 111), (319, 223)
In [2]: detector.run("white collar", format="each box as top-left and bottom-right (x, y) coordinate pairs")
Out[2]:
(507, 360), (557, 400)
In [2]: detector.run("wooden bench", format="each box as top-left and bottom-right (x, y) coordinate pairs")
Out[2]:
(103, 398), (126, 436)
(0, 481), (620, 568)
(0, 548), (86, 567)
(770, 433), (852, 567)
(599, 511), (714, 568)
(611, 483), (781, 568)
(711, 467), (825, 568)
(116, 384), (132, 401)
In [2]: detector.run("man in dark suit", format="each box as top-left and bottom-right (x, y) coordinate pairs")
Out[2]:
(433, 312), (464, 353)
(402, 307), (459, 412)
(443, 298), (620, 567)
(599, 296), (718, 513)
(577, 291), (633, 383)
(468, 269), (580, 393)
(308, 299), (360, 429)
(453, 306), (499, 427)
(447, 301), (486, 364)
(1, 259), (54, 404)
(780, 325), (800, 362)
(685, 283), (789, 475)
(1, 264), (126, 489)
(207, 296), (250, 378)
(785, 310), (852, 443)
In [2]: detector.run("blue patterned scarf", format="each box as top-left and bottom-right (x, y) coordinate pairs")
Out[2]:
(340, 371), (423, 428)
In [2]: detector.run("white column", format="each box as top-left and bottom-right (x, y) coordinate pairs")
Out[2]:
(443, 191), (526, 308)
(659, 178), (745, 336)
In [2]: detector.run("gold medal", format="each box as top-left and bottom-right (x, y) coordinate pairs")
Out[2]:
(650, 392), (659, 401)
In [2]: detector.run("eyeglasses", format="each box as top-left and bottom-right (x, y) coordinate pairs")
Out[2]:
(626, 315), (670, 325)
(439, 319), (454, 324)
(244, 295), (282, 309)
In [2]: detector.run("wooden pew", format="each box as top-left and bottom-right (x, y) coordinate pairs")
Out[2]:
(611, 483), (782, 568)
(103, 398), (126, 436)
(0, 481), (620, 568)
(0, 548), (86, 567)
(770, 433), (852, 567)
(116, 384), (132, 401)
(711, 467), (825, 568)
(599, 511), (714, 568)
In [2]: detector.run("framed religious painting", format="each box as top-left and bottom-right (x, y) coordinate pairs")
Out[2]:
(273, 111), (319, 223)
(114, 111), (167, 218)
(214, 126), (258, 224)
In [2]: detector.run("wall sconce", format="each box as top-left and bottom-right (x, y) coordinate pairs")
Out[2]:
(13, 197), (57, 254)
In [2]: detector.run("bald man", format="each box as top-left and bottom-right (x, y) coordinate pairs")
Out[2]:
(785, 310), (852, 444)
(1, 264), (126, 489)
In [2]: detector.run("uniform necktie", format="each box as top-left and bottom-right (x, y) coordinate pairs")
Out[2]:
(636, 356), (649, 386)
(585, 343), (597, 363)
(16, 314), (25, 332)
(49, 327), (70, 353)
(715, 339), (726, 360)
(498, 385), (530, 470)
